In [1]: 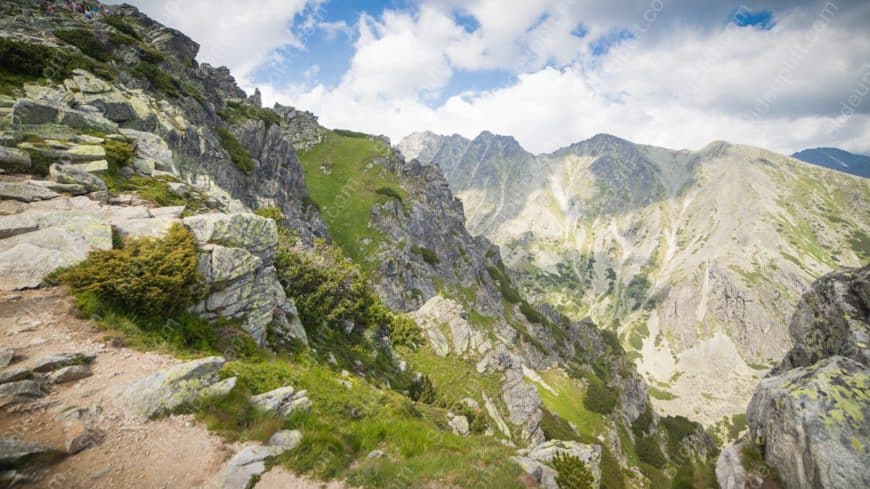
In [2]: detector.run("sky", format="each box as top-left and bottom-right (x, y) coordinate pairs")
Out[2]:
(126, 0), (870, 155)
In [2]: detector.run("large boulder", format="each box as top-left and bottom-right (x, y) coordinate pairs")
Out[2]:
(211, 445), (281, 489)
(746, 356), (869, 489)
(121, 357), (235, 418)
(0, 147), (31, 171)
(12, 99), (117, 133)
(776, 265), (869, 372)
(184, 214), (277, 260)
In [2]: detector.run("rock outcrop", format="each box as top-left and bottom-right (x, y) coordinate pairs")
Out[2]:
(717, 265), (870, 489)
(513, 440), (602, 489)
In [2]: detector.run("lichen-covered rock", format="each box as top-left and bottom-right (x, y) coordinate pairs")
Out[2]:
(268, 429), (302, 449)
(211, 445), (281, 489)
(0, 147), (30, 171)
(12, 99), (118, 133)
(50, 163), (107, 192)
(514, 440), (602, 489)
(411, 295), (490, 357)
(746, 356), (869, 489)
(0, 210), (112, 290)
(120, 128), (176, 173)
(121, 357), (230, 418)
(776, 265), (869, 373)
(0, 182), (59, 202)
(250, 386), (311, 416)
(184, 214), (277, 260)
(448, 414), (470, 436)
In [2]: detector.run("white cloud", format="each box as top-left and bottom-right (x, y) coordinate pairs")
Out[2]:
(130, 0), (870, 155)
(125, 0), (320, 79)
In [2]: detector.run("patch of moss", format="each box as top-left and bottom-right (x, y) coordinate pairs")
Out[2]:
(410, 245), (439, 266)
(54, 28), (109, 62)
(219, 100), (282, 127)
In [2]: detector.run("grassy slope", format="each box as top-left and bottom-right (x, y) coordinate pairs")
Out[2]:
(533, 369), (606, 438)
(296, 131), (406, 266)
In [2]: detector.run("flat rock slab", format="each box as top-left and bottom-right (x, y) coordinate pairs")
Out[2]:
(0, 147), (31, 170)
(122, 356), (229, 418)
(49, 365), (92, 384)
(0, 380), (44, 408)
(0, 182), (59, 203)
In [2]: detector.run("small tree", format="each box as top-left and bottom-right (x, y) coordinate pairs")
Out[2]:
(552, 452), (595, 489)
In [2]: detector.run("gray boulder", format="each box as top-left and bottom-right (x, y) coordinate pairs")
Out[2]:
(0, 182), (59, 203)
(746, 356), (869, 489)
(120, 128), (176, 173)
(448, 414), (470, 436)
(0, 437), (62, 469)
(0, 348), (14, 368)
(49, 163), (107, 192)
(213, 445), (282, 489)
(32, 352), (94, 373)
(0, 380), (44, 408)
(268, 429), (302, 449)
(49, 365), (92, 384)
(250, 386), (311, 416)
(0, 147), (30, 171)
(0, 368), (30, 385)
(121, 357), (231, 418)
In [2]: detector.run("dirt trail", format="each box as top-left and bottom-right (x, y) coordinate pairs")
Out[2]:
(0, 288), (341, 489)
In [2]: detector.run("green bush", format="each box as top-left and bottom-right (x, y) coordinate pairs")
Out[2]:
(670, 465), (694, 489)
(552, 452), (595, 489)
(217, 127), (255, 175)
(54, 29), (109, 61)
(520, 300), (544, 323)
(333, 128), (371, 139)
(103, 139), (134, 169)
(636, 436), (667, 469)
(409, 374), (436, 404)
(631, 405), (654, 437)
(103, 15), (141, 40)
(375, 186), (404, 203)
(388, 314), (423, 348)
(254, 207), (284, 222)
(582, 375), (618, 415)
(540, 409), (581, 442)
(219, 100), (282, 127)
(661, 415), (699, 458)
(59, 224), (204, 317)
(599, 445), (626, 489)
(410, 245), (439, 266)
(638, 462), (669, 488)
(486, 264), (522, 303)
(134, 61), (179, 97)
(0, 38), (113, 92)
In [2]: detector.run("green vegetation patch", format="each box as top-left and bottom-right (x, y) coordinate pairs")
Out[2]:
(219, 100), (282, 127)
(553, 452), (595, 489)
(410, 246), (439, 266)
(0, 38), (113, 95)
(217, 127), (255, 175)
(54, 28), (110, 62)
(533, 369), (606, 438)
(296, 131), (401, 265)
(103, 15), (142, 41)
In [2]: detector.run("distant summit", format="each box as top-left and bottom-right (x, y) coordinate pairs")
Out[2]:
(791, 147), (870, 178)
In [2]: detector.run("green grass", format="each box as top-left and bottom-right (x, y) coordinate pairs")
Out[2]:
(54, 29), (109, 62)
(103, 15), (142, 41)
(217, 127), (255, 175)
(533, 369), (606, 438)
(404, 348), (502, 409)
(220, 356), (524, 488)
(649, 386), (678, 400)
(296, 131), (401, 265)
(410, 246), (439, 266)
(219, 100), (282, 127)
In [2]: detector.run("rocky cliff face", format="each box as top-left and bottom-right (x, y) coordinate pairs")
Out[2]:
(717, 265), (869, 489)
(399, 130), (870, 427)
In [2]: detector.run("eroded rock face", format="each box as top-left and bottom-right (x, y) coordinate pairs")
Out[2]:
(776, 265), (869, 373)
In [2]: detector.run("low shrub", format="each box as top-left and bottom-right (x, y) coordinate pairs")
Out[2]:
(486, 264), (522, 303)
(661, 415), (699, 458)
(59, 224), (204, 317)
(54, 28), (109, 61)
(103, 139), (134, 169)
(388, 314), (423, 348)
(635, 436), (667, 469)
(540, 409), (581, 442)
(631, 405), (654, 437)
(409, 374), (436, 404)
(134, 61), (179, 97)
(519, 300), (544, 323)
(375, 186), (403, 203)
(410, 245), (439, 266)
(217, 127), (255, 175)
(219, 100), (282, 127)
(552, 452), (595, 489)
(103, 15), (141, 41)
(582, 375), (618, 415)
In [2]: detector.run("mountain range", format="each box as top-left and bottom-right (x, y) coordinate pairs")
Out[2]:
(398, 130), (870, 426)
(791, 147), (870, 178)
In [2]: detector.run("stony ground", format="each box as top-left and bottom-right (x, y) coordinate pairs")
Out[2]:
(0, 288), (345, 489)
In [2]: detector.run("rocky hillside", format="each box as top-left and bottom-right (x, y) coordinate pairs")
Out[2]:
(716, 265), (869, 489)
(398, 131), (870, 429)
(0, 2), (722, 488)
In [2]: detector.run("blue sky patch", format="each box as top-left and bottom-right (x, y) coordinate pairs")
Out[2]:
(590, 29), (634, 56)
(730, 9), (775, 30)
